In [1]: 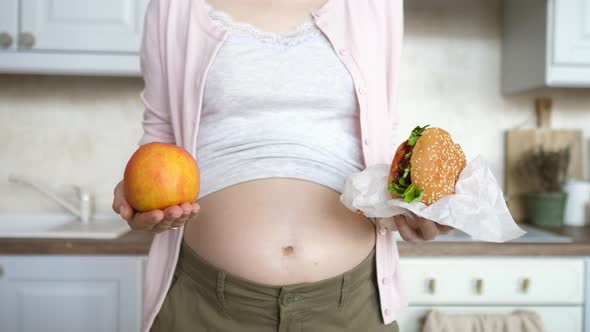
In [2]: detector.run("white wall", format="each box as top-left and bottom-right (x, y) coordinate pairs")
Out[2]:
(0, 75), (144, 213)
(1, 0), (589, 214)
(399, 0), (590, 185)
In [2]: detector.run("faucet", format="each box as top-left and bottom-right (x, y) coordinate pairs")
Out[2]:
(8, 174), (94, 224)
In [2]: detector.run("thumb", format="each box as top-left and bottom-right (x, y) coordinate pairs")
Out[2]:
(116, 200), (134, 222)
(113, 181), (131, 217)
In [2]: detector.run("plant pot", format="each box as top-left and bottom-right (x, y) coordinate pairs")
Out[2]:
(526, 192), (568, 227)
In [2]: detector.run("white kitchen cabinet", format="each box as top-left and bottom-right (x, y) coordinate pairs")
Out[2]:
(552, 0), (590, 68)
(0, 255), (145, 332)
(502, 0), (590, 93)
(401, 258), (584, 305)
(398, 257), (585, 332)
(585, 259), (590, 332)
(0, 0), (18, 51)
(0, 0), (148, 76)
(21, 0), (147, 53)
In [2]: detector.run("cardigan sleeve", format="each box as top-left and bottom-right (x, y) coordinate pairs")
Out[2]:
(385, 0), (404, 150)
(138, 0), (175, 147)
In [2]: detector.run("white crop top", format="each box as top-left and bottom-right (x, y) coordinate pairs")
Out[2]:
(195, 6), (364, 199)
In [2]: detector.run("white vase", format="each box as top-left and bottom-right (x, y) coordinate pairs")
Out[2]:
(563, 179), (590, 226)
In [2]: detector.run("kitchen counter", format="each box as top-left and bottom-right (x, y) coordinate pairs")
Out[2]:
(2, 226), (590, 256)
(0, 230), (154, 255)
(398, 226), (590, 256)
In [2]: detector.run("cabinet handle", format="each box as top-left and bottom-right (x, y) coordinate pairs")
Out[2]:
(0, 32), (13, 49)
(0, 265), (3, 278)
(427, 278), (436, 294)
(475, 278), (484, 295)
(19, 32), (35, 49)
(521, 277), (531, 293)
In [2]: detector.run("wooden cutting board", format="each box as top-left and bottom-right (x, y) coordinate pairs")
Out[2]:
(504, 98), (584, 223)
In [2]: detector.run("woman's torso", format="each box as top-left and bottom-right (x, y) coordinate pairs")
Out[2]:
(182, 0), (376, 286)
(184, 179), (375, 285)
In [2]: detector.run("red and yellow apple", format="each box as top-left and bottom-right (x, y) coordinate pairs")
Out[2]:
(124, 142), (200, 212)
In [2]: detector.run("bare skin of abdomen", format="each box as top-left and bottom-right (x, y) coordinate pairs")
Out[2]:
(183, 178), (376, 285)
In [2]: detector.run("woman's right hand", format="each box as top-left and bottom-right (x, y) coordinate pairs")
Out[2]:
(112, 180), (200, 233)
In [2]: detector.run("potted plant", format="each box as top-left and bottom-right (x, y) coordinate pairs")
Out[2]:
(515, 145), (571, 227)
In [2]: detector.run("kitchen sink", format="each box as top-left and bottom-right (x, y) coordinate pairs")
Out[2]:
(396, 224), (572, 243)
(0, 213), (131, 239)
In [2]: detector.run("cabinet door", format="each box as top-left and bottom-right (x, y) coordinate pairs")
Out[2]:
(0, 255), (144, 332)
(400, 258), (584, 305)
(0, 0), (18, 51)
(20, 0), (149, 53)
(396, 306), (583, 332)
(552, 0), (590, 65)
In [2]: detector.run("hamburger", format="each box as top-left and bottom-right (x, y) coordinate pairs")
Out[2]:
(388, 125), (466, 205)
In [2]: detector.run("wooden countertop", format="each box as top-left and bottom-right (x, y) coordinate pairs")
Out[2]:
(0, 230), (154, 255)
(2, 226), (590, 256)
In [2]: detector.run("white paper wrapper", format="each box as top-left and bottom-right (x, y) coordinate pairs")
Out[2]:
(340, 155), (526, 242)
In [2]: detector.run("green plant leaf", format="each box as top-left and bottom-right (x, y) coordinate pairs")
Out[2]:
(514, 145), (572, 193)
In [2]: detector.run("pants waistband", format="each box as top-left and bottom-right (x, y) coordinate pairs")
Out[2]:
(177, 240), (376, 309)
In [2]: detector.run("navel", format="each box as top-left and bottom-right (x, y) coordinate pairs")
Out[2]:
(282, 245), (295, 256)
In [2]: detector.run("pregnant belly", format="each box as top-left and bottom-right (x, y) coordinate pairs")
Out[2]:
(182, 178), (376, 285)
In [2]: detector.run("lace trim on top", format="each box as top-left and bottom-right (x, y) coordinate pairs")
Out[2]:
(204, 3), (321, 46)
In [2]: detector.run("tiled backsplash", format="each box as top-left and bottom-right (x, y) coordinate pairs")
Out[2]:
(1, 0), (589, 213)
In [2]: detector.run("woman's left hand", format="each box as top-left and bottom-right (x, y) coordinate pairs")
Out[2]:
(392, 214), (454, 243)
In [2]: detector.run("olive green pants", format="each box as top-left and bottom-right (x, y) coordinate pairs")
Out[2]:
(151, 241), (399, 332)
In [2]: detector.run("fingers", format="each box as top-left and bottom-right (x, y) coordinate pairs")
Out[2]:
(151, 205), (182, 232)
(180, 202), (193, 215)
(119, 199), (200, 233)
(405, 216), (440, 241)
(169, 202), (192, 228)
(192, 202), (201, 214)
(437, 224), (454, 234)
(130, 210), (165, 231)
(151, 203), (201, 233)
(412, 218), (440, 241)
(174, 202), (200, 226)
(182, 203), (201, 226)
(393, 215), (423, 243)
(394, 214), (447, 242)
(163, 205), (184, 221)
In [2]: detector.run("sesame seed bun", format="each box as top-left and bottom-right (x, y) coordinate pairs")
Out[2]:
(410, 127), (466, 205)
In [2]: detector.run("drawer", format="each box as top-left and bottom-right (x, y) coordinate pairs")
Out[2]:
(395, 306), (583, 332)
(400, 258), (584, 305)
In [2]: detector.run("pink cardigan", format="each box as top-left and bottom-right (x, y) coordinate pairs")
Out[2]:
(138, 0), (408, 330)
